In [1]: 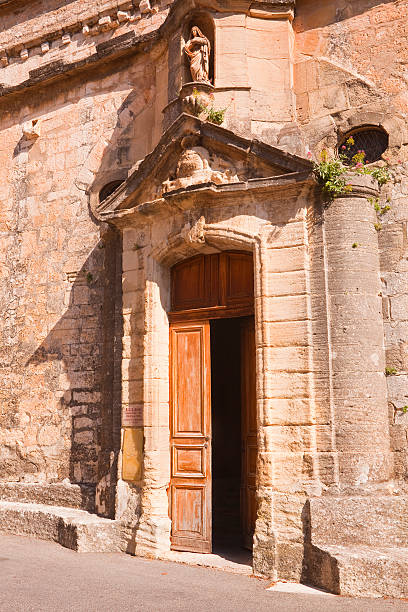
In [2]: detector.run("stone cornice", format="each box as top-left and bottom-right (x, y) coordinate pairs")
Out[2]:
(0, 0), (163, 64)
(100, 173), (313, 228)
(0, 30), (161, 101)
(0, 0), (295, 101)
(95, 112), (313, 222)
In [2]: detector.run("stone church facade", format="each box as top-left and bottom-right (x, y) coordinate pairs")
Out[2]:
(1, 0), (408, 598)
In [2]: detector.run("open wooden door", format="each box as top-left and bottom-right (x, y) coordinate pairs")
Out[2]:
(241, 317), (257, 550)
(169, 321), (212, 552)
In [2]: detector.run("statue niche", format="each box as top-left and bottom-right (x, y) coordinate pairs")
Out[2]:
(184, 26), (211, 84)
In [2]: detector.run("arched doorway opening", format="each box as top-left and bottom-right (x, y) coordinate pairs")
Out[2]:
(168, 251), (257, 555)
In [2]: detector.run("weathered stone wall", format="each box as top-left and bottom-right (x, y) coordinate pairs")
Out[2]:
(294, 0), (408, 486)
(0, 12), (168, 513)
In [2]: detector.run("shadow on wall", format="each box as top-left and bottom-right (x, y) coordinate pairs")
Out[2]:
(294, 0), (397, 31)
(85, 64), (158, 200)
(26, 228), (123, 518)
(300, 501), (340, 595)
(21, 73), (158, 519)
(0, 17), (166, 525)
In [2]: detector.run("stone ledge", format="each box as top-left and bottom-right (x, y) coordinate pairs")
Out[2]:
(0, 482), (95, 513)
(0, 501), (129, 553)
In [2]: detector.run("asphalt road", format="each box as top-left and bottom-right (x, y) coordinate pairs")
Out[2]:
(1, 535), (407, 612)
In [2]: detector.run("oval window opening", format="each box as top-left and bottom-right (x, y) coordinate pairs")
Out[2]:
(339, 127), (389, 165)
(99, 180), (123, 203)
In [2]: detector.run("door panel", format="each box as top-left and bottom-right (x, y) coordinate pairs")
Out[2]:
(169, 321), (211, 553)
(172, 444), (206, 477)
(171, 252), (253, 315)
(241, 317), (257, 550)
(221, 252), (254, 309)
(171, 254), (219, 311)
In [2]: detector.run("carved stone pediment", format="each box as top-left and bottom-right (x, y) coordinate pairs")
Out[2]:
(162, 136), (239, 195)
(95, 113), (312, 221)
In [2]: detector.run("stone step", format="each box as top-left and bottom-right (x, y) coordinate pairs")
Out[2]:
(0, 501), (128, 553)
(307, 544), (408, 598)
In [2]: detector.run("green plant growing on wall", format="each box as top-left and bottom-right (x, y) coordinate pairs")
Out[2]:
(192, 88), (228, 126)
(312, 137), (391, 202)
(369, 196), (392, 232)
(312, 148), (352, 201)
(206, 106), (227, 125)
(367, 166), (391, 186)
(385, 367), (398, 376)
(391, 402), (408, 417)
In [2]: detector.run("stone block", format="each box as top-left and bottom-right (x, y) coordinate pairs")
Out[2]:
(262, 371), (311, 400)
(261, 346), (310, 372)
(391, 295), (408, 321)
(264, 245), (308, 273)
(263, 295), (308, 322)
(261, 320), (309, 348)
(261, 398), (315, 426)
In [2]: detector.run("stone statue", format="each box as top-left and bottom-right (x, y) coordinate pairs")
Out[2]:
(184, 26), (211, 83)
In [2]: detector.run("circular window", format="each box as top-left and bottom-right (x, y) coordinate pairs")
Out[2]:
(339, 127), (389, 164)
(99, 180), (123, 203)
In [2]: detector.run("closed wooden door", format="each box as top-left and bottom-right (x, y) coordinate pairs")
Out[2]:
(169, 321), (212, 552)
(241, 317), (257, 549)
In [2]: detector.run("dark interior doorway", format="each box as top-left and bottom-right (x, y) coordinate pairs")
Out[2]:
(210, 318), (243, 551)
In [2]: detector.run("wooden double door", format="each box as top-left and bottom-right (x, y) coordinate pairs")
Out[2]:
(168, 252), (257, 553)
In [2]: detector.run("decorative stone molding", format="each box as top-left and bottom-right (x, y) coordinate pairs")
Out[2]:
(98, 16), (115, 32)
(0, 0), (293, 98)
(117, 11), (130, 23)
(139, 0), (152, 14)
(249, 0), (295, 20)
(162, 139), (239, 195)
(0, 0), (155, 72)
(96, 114), (313, 221)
